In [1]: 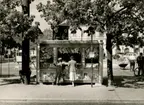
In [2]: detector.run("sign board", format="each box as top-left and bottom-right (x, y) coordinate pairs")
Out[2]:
(8, 49), (11, 55)
(0, 42), (2, 47)
(89, 52), (95, 58)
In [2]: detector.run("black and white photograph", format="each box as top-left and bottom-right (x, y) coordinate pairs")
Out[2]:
(0, 0), (144, 105)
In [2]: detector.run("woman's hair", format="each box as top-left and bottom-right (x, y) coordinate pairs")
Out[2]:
(70, 56), (74, 59)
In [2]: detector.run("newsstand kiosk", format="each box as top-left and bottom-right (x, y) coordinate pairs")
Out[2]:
(36, 40), (103, 86)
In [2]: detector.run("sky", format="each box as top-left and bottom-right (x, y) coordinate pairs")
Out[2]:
(16, 0), (121, 32)
(28, 0), (121, 32)
(17, 0), (50, 31)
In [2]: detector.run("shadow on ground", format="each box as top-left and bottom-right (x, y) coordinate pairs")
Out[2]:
(2, 78), (21, 85)
(103, 76), (144, 88)
(1, 75), (144, 88)
(0, 75), (37, 86)
(0, 74), (17, 78)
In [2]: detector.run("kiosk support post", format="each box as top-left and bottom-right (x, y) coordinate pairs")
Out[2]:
(91, 34), (93, 88)
(81, 48), (85, 68)
(98, 41), (103, 85)
(53, 47), (58, 64)
(36, 44), (40, 84)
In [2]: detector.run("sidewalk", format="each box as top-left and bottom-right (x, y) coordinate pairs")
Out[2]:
(0, 83), (144, 102)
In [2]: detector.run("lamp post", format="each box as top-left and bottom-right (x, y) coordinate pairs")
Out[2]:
(8, 49), (10, 77)
(90, 34), (94, 87)
(36, 43), (40, 84)
(0, 41), (2, 77)
(88, 8), (94, 87)
(0, 34), (4, 77)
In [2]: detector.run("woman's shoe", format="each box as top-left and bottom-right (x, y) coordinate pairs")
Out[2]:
(72, 82), (75, 87)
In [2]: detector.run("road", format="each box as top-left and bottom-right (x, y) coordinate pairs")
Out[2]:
(0, 62), (19, 76)
(0, 62), (36, 77)
(0, 101), (144, 105)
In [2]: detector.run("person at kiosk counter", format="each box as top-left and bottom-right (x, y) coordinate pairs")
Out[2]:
(55, 58), (67, 85)
(68, 56), (77, 87)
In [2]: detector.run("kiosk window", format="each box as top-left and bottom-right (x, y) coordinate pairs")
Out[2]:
(58, 47), (81, 63)
(40, 45), (53, 69)
(85, 47), (99, 63)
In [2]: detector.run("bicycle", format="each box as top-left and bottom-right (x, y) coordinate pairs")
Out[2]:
(133, 66), (144, 76)
(133, 67), (139, 76)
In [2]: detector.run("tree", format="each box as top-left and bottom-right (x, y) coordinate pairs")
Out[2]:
(37, 0), (69, 39)
(42, 28), (53, 40)
(0, 0), (42, 84)
(0, 0), (38, 47)
(37, 0), (144, 86)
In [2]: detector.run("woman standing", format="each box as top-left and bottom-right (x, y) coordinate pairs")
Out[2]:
(68, 56), (77, 86)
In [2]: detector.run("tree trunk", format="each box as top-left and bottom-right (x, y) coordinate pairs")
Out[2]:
(22, 39), (30, 84)
(52, 29), (56, 40)
(21, 0), (30, 85)
(106, 33), (113, 86)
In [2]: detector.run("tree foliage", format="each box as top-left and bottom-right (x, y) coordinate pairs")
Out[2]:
(42, 28), (53, 40)
(37, 0), (70, 38)
(37, 0), (144, 46)
(0, 0), (41, 48)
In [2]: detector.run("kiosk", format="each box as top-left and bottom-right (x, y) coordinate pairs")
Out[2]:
(36, 40), (103, 85)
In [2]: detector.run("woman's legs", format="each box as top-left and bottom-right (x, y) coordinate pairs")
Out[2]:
(70, 72), (76, 87)
(72, 73), (76, 87)
(72, 81), (75, 86)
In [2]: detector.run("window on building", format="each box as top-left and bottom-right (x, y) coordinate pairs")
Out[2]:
(56, 26), (69, 40)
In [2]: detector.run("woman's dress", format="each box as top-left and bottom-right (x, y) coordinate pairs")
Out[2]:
(68, 60), (77, 81)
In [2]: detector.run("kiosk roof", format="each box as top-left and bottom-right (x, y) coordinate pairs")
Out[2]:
(39, 40), (101, 47)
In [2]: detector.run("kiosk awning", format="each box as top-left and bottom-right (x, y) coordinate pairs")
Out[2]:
(39, 40), (100, 47)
